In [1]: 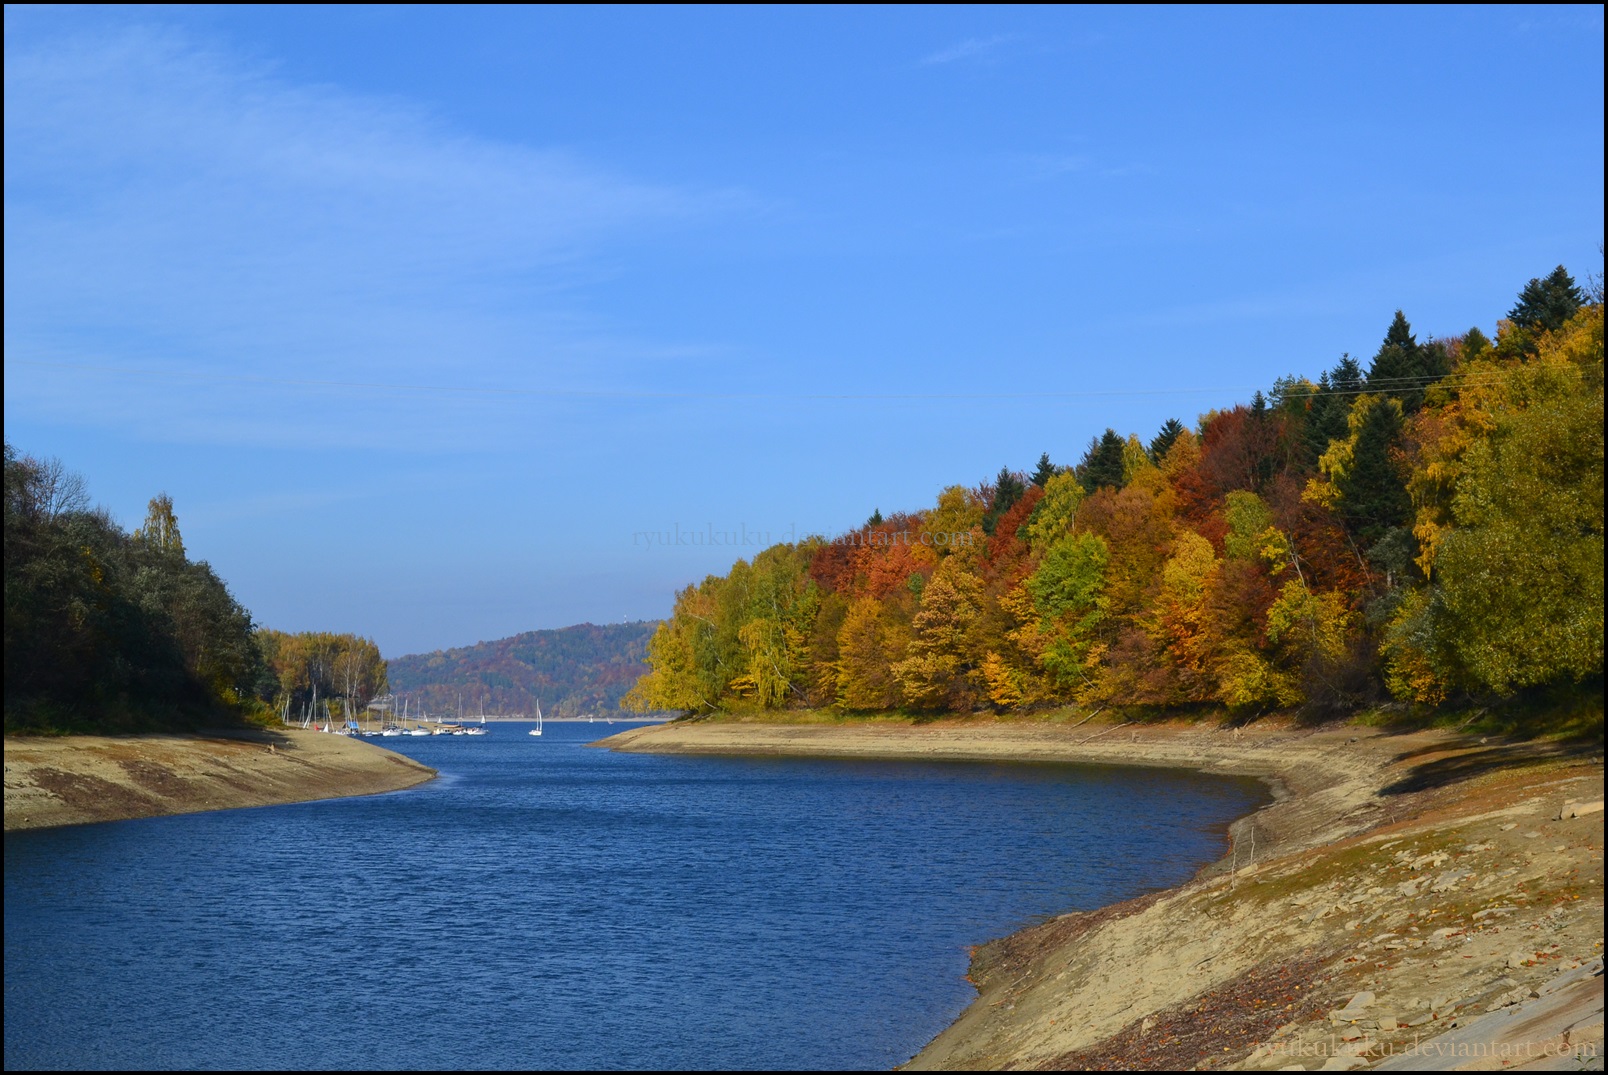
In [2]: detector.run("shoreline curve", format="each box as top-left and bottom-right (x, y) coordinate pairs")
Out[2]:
(4, 726), (437, 832)
(598, 716), (1605, 1071)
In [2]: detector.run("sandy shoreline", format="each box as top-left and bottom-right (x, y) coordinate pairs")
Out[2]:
(603, 717), (1605, 1071)
(4, 726), (436, 832)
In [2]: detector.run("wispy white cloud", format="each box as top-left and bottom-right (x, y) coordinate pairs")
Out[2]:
(920, 34), (1018, 66)
(1020, 153), (1091, 180)
(3, 26), (741, 450)
(1100, 162), (1159, 179)
(1516, 7), (1603, 35)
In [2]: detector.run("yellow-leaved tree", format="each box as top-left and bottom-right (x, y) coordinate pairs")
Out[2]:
(1385, 304), (1604, 698)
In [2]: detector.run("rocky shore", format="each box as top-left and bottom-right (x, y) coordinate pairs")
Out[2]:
(603, 716), (1604, 1071)
(4, 727), (436, 831)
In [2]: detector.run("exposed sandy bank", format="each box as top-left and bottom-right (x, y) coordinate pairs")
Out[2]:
(602, 717), (1604, 1071)
(4, 727), (436, 831)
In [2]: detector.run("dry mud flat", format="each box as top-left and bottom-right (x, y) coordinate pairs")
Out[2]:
(605, 718), (1604, 1071)
(4, 727), (436, 831)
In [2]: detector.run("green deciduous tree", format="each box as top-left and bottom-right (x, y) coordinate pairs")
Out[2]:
(1222, 491), (1277, 561)
(1430, 317), (1602, 692)
(925, 485), (985, 555)
(1021, 532), (1109, 695)
(1386, 303), (1604, 700)
(1024, 471), (1085, 552)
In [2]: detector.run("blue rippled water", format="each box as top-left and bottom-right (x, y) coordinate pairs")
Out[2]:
(4, 722), (1264, 1070)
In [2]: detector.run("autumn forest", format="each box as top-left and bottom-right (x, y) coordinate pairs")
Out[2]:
(625, 268), (1605, 719)
(6, 268), (1601, 733)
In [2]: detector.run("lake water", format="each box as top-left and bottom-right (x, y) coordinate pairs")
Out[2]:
(4, 722), (1264, 1070)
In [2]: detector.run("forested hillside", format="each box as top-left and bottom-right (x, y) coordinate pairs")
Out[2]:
(389, 621), (660, 717)
(625, 268), (1604, 718)
(4, 449), (264, 732)
(6, 442), (655, 730)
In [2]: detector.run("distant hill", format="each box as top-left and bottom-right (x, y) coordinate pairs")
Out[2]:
(387, 621), (659, 718)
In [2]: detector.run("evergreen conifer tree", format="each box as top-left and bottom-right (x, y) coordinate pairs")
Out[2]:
(1461, 326), (1491, 361)
(1148, 418), (1185, 462)
(1303, 373), (1347, 465)
(1367, 311), (1418, 390)
(1331, 354), (1365, 395)
(1030, 452), (1057, 487)
(1077, 429), (1127, 493)
(1367, 312), (1441, 412)
(1336, 398), (1412, 543)
(983, 467), (1027, 535)
(1508, 266), (1585, 335)
(1303, 355), (1368, 464)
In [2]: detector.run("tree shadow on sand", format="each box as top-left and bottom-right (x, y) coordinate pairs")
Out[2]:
(1378, 735), (1603, 797)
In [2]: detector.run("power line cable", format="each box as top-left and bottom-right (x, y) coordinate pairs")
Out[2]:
(7, 358), (1587, 404)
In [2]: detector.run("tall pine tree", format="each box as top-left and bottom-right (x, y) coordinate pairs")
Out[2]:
(1331, 353), (1365, 394)
(1508, 266), (1586, 335)
(1366, 312), (1442, 412)
(1077, 429), (1127, 493)
(1367, 311), (1419, 392)
(1148, 418), (1185, 462)
(1336, 397), (1412, 544)
(983, 467), (1027, 535)
(1304, 355), (1365, 465)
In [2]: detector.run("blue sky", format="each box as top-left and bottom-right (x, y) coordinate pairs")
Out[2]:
(5, 5), (1603, 656)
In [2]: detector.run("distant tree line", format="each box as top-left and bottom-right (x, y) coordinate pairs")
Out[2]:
(625, 266), (1603, 717)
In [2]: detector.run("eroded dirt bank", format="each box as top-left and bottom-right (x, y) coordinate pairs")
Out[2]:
(4, 727), (436, 831)
(603, 717), (1604, 1071)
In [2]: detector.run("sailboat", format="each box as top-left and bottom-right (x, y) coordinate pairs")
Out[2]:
(528, 701), (544, 737)
(403, 696), (429, 736)
(465, 695), (488, 736)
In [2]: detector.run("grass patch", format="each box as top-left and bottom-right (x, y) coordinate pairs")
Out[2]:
(1349, 681), (1603, 742)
